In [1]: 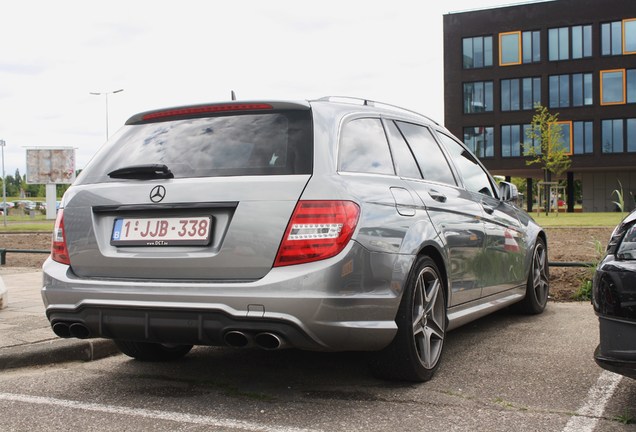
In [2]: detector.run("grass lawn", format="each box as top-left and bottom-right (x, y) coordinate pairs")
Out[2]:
(0, 214), (55, 232)
(530, 211), (627, 227)
(0, 210), (630, 232)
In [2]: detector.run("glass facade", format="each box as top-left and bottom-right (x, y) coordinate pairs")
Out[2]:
(625, 19), (636, 54)
(628, 69), (636, 103)
(502, 77), (541, 111)
(573, 121), (593, 154)
(463, 126), (494, 158)
(601, 21), (624, 55)
(500, 32), (521, 65)
(572, 25), (592, 59)
(463, 36), (493, 69)
(501, 125), (523, 157)
(628, 119), (636, 152)
(522, 31), (541, 63)
(548, 27), (569, 60)
(602, 119), (624, 153)
(463, 81), (493, 113)
(601, 70), (625, 105)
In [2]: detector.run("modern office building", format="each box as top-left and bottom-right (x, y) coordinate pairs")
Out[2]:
(443, 0), (636, 212)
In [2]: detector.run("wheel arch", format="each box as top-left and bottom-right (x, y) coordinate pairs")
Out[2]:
(416, 245), (449, 308)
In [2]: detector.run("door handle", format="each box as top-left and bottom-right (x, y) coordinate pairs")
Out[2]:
(428, 189), (447, 203)
(481, 202), (495, 214)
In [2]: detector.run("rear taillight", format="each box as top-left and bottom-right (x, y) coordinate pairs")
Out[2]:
(51, 209), (70, 265)
(274, 200), (360, 267)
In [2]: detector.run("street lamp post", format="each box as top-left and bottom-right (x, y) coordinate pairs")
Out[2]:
(90, 89), (124, 140)
(0, 139), (6, 227)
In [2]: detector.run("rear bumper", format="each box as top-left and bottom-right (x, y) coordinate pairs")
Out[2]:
(594, 315), (636, 379)
(42, 244), (413, 352)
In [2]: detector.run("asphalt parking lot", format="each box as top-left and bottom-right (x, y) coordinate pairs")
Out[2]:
(0, 300), (633, 431)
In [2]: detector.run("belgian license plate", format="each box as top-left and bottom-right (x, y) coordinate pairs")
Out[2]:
(111, 216), (212, 246)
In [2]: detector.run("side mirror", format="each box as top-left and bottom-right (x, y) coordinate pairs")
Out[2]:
(499, 181), (519, 202)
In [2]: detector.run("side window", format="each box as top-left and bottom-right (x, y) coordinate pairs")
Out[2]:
(435, 132), (496, 197)
(384, 120), (422, 179)
(338, 118), (395, 175)
(395, 121), (456, 186)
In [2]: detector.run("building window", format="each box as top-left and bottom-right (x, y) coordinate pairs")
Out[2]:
(572, 25), (592, 59)
(601, 69), (626, 105)
(628, 119), (636, 152)
(549, 75), (570, 108)
(550, 73), (592, 108)
(602, 119), (624, 153)
(463, 81), (493, 113)
(573, 121), (593, 154)
(522, 124), (540, 155)
(548, 27), (570, 61)
(502, 77), (541, 111)
(625, 19), (636, 55)
(522, 30), (541, 63)
(463, 36), (493, 69)
(499, 31), (521, 66)
(463, 126), (494, 158)
(602, 119), (636, 153)
(628, 69), (636, 103)
(572, 73), (593, 106)
(501, 124), (523, 157)
(523, 77), (542, 110)
(551, 121), (573, 155)
(602, 20), (636, 55)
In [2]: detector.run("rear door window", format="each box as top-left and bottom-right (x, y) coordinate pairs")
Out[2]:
(395, 121), (457, 186)
(384, 120), (422, 179)
(338, 118), (395, 175)
(76, 111), (313, 184)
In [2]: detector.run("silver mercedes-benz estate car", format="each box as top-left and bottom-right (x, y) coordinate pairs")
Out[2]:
(42, 97), (549, 382)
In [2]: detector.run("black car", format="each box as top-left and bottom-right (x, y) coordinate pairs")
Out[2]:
(592, 209), (636, 379)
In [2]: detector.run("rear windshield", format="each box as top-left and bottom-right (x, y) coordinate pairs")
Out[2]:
(76, 110), (313, 185)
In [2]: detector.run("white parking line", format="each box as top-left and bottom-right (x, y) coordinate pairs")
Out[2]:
(561, 370), (623, 432)
(0, 392), (318, 432)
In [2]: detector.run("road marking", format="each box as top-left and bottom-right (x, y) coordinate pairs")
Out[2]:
(561, 370), (623, 432)
(0, 392), (319, 432)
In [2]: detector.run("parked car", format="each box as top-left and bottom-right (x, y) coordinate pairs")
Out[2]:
(42, 97), (549, 381)
(592, 208), (636, 379)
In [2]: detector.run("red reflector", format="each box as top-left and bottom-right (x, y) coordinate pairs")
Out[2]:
(274, 201), (360, 267)
(142, 103), (273, 121)
(51, 209), (71, 265)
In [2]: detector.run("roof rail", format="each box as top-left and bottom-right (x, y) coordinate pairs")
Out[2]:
(316, 96), (439, 125)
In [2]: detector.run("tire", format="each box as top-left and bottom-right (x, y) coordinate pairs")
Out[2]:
(114, 340), (193, 362)
(515, 237), (549, 314)
(371, 255), (447, 382)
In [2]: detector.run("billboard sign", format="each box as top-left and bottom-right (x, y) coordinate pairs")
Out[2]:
(26, 147), (76, 184)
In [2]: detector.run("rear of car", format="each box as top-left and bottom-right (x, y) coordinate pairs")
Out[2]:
(42, 97), (548, 382)
(593, 209), (636, 379)
(42, 100), (404, 353)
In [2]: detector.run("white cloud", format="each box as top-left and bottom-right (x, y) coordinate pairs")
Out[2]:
(0, 0), (530, 179)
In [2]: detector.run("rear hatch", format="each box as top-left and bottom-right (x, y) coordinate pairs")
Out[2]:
(64, 102), (313, 280)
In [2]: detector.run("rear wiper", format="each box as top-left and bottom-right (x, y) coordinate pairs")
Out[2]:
(108, 164), (174, 180)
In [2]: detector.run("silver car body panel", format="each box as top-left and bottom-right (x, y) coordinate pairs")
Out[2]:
(42, 98), (545, 352)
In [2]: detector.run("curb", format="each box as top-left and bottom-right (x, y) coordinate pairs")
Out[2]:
(0, 338), (120, 370)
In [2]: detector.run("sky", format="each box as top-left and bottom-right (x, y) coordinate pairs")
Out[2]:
(0, 0), (540, 180)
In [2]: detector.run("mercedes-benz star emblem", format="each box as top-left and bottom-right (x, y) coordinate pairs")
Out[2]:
(150, 185), (166, 203)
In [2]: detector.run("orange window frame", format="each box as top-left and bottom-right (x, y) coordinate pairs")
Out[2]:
(600, 69), (626, 105)
(623, 18), (636, 55)
(499, 31), (521, 66)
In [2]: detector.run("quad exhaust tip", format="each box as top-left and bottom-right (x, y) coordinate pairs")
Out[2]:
(223, 330), (287, 350)
(52, 322), (91, 339)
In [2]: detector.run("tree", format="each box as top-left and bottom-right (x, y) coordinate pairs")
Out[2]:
(524, 104), (572, 214)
